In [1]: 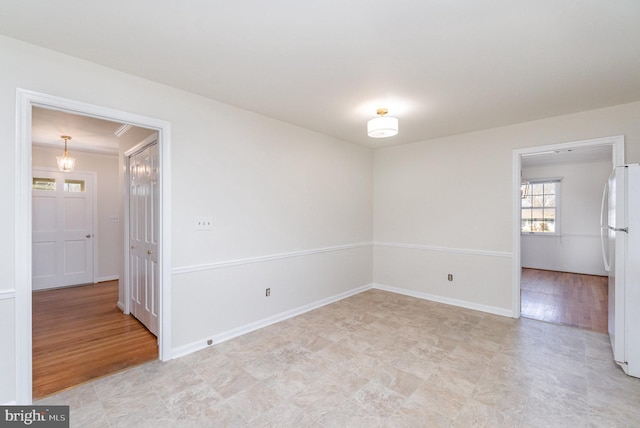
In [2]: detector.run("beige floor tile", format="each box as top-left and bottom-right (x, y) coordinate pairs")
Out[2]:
(106, 398), (174, 428)
(225, 382), (284, 423)
(291, 332), (334, 353)
(372, 365), (423, 397)
(396, 395), (454, 426)
(198, 360), (258, 399)
(262, 367), (315, 398)
(181, 346), (233, 369)
(587, 395), (640, 427)
(238, 352), (291, 380)
(92, 366), (149, 400)
(315, 339), (363, 365)
(140, 358), (188, 380)
(521, 382), (590, 428)
(318, 398), (384, 428)
(163, 382), (225, 420)
(452, 397), (525, 428)
(39, 288), (640, 427)
(70, 408), (111, 428)
(253, 402), (317, 428)
(146, 366), (208, 400)
(315, 364), (369, 395)
(404, 373), (470, 420)
(352, 378), (408, 417)
(99, 388), (161, 422)
(36, 381), (100, 408)
(290, 381), (351, 418)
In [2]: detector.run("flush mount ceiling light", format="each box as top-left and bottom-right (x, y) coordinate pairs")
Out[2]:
(56, 135), (76, 172)
(367, 108), (398, 138)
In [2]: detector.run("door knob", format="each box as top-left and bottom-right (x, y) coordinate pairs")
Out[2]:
(131, 245), (136, 249)
(86, 234), (92, 238)
(147, 250), (153, 255)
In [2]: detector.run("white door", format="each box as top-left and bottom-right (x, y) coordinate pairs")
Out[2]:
(129, 143), (159, 336)
(32, 169), (95, 290)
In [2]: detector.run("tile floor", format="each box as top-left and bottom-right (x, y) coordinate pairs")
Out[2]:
(38, 289), (640, 427)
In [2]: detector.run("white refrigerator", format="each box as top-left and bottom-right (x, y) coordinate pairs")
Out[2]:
(601, 164), (640, 378)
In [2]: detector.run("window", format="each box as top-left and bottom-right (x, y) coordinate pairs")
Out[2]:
(64, 179), (85, 192)
(32, 177), (56, 191)
(521, 179), (559, 234)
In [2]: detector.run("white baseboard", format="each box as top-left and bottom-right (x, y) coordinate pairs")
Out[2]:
(3, 401), (17, 405)
(373, 283), (514, 318)
(171, 283), (374, 359)
(97, 275), (119, 283)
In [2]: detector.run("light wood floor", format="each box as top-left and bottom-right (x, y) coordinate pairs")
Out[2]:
(520, 268), (608, 333)
(32, 281), (158, 399)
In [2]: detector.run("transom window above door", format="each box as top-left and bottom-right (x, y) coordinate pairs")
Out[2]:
(33, 177), (56, 191)
(32, 177), (86, 192)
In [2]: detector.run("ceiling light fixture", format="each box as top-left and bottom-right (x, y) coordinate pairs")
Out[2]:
(367, 108), (398, 138)
(56, 135), (76, 172)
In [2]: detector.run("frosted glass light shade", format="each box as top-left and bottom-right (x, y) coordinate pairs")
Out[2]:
(56, 155), (76, 172)
(367, 115), (398, 138)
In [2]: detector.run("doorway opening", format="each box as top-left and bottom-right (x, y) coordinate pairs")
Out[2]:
(15, 89), (172, 404)
(30, 108), (161, 398)
(512, 136), (624, 331)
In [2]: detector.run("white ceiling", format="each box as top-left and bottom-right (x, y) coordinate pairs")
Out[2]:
(31, 107), (132, 154)
(521, 145), (612, 167)
(2, 1), (640, 148)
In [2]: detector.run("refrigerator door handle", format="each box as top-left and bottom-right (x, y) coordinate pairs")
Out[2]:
(601, 182), (611, 272)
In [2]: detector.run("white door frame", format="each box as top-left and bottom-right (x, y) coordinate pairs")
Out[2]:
(511, 135), (624, 317)
(15, 88), (172, 404)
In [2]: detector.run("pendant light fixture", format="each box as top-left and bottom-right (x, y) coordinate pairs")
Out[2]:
(367, 108), (398, 138)
(56, 135), (76, 172)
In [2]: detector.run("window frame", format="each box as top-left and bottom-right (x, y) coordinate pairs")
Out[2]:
(520, 177), (561, 236)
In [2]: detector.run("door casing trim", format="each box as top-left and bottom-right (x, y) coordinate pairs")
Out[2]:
(15, 88), (172, 404)
(511, 135), (624, 318)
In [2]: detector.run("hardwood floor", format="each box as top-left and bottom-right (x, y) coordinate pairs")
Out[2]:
(32, 281), (158, 399)
(520, 268), (608, 333)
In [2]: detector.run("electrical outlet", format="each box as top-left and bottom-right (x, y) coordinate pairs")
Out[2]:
(108, 215), (120, 222)
(195, 216), (213, 230)
(265, 288), (271, 297)
(448, 274), (453, 282)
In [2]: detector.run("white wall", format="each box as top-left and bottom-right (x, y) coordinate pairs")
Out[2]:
(32, 146), (121, 282)
(521, 160), (612, 275)
(373, 101), (640, 315)
(0, 299), (15, 404)
(3, 33), (640, 404)
(0, 35), (373, 404)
